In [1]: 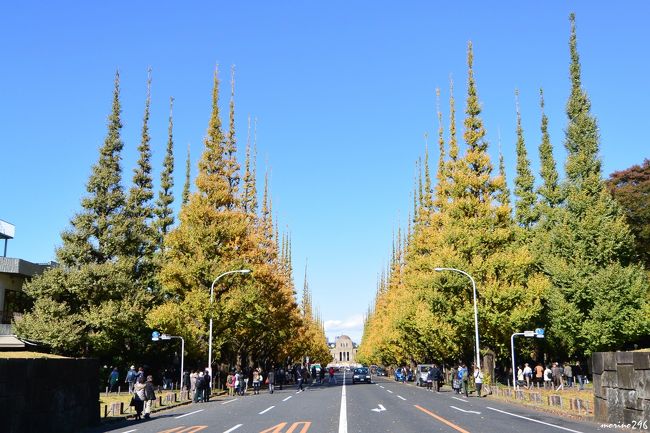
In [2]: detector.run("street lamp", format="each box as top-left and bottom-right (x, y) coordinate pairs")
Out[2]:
(434, 267), (481, 370)
(152, 331), (185, 391)
(207, 269), (252, 376)
(510, 328), (544, 391)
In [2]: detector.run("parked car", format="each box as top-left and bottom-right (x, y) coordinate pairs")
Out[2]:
(415, 364), (434, 386)
(394, 367), (413, 381)
(352, 367), (372, 384)
(376, 367), (387, 376)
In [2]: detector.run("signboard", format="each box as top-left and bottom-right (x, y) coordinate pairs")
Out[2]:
(151, 331), (160, 341)
(523, 330), (536, 338)
(535, 328), (545, 338)
(0, 220), (15, 239)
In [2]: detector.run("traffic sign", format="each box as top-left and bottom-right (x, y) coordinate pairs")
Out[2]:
(535, 328), (545, 338)
(151, 331), (160, 341)
(523, 330), (536, 338)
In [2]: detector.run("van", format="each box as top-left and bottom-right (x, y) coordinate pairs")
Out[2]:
(415, 364), (434, 386)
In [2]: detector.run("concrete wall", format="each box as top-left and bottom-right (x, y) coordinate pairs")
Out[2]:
(592, 351), (650, 425)
(0, 357), (100, 433)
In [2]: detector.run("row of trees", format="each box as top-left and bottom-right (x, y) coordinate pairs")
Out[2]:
(15, 66), (331, 371)
(357, 14), (649, 369)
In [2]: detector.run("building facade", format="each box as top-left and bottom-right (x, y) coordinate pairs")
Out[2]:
(329, 335), (358, 365)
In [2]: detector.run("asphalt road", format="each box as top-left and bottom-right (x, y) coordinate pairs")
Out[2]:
(90, 372), (609, 433)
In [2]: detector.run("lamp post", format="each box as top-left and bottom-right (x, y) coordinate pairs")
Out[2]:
(434, 267), (481, 370)
(207, 269), (251, 376)
(152, 332), (184, 391)
(511, 329), (544, 392)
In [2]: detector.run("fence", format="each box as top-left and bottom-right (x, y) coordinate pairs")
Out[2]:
(493, 385), (593, 416)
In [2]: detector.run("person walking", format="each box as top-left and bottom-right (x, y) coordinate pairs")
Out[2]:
(235, 370), (243, 396)
(132, 376), (146, 420)
(431, 364), (442, 393)
(296, 365), (304, 391)
(194, 372), (204, 403)
(523, 363), (532, 389)
(460, 364), (469, 397)
(451, 366), (460, 394)
(574, 361), (585, 391)
(267, 368), (275, 394)
(126, 365), (137, 394)
(143, 375), (156, 419)
(252, 368), (261, 395)
(473, 366), (484, 397)
(552, 362), (562, 390)
(183, 370), (191, 395)
(319, 366), (325, 385)
(534, 363), (544, 387)
(329, 366), (336, 386)
(226, 371), (235, 397)
(564, 363), (573, 388)
(190, 370), (197, 398)
(544, 365), (553, 390)
(203, 369), (211, 402)
(426, 367), (433, 391)
(517, 365), (524, 389)
(108, 367), (119, 393)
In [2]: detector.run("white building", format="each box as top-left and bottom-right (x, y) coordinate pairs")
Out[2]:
(329, 335), (358, 365)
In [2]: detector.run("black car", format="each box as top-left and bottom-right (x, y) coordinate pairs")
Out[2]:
(352, 367), (372, 384)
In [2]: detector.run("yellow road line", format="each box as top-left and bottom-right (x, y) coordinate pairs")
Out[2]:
(414, 405), (471, 433)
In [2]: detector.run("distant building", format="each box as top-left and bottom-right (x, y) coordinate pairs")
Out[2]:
(329, 335), (358, 365)
(0, 257), (51, 336)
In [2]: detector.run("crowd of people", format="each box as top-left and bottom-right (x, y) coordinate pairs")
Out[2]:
(516, 361), (586, 391)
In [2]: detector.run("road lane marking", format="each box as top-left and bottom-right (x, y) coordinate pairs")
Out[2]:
(414, 405), (471, 433)
(121, 430), (137, 433)
(175, 409), (204, 419)
(451, 396), (469, 403)
(259, 405), (275, 415)
(338, 370), (348, 433)
(283, 395), (293, 401)
(222, 425), (242, 433)
(221, 398), (238, 405)
(486, 407), (585, 433)
(386, 389), (393, 393)
(379, 385), (385, 388)
(450, 405), (481, 414)
(286, 422), (311, 433)
(397, 395), (406, 401)
(296, 389), (303, 394)
(371, 404), (387, 412)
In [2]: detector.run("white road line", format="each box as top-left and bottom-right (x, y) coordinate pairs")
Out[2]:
(221, 398), (238, 405)
(296, 389), (303, 394)
(283, 395), (293, 402)
(386, 389), (393, 394)
(258, 406), (275, 415)
(397, 395), (406, 401)
(120, 430), (137, 433)
(338, 371), (348, 433)
(486, 407), (585, 433)
(175, 409), (204, 419)
(451, 396), (469, 403)
(450, 405), (481, 414)
(379, 385), (385, 388)
(223, 425), (243, 433)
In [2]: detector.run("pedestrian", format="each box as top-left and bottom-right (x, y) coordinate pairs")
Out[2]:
(534, 363), (544, 387)
(136, 367), (145, 382)
(268, 367), (275, 394)
(126, 365), (137, 394)
(517, 365), (524, 389)
(194, 372), (204, 403)
(431, 364), (442, 393)
(108, 367), (119, 393)
(451, 367), (460, 394)
(252, 368), (261, 395)
(190, 370), (197, 397)
(311, 365), (317, 385)
(543, 364), (553, 390)
(473, 366), (484, 397)
(523, 363), (532, 389)
(143, 375), (156, 419)
(183, 370), (191, 394)
(226, 371), (235, 397)
(203, 369), (211, 402)
(574, 361), (585, 391)
(551, 362), (561, 389)
(278, 367), (285, 390)
(296, 365), (304, 391)
(329, 366), (336, 386)
(235, 370), (243, 396)
(132, 376), (146, 420)
(460, 364), (469, 397)
(319, 366), (325, 384)
(564, 363), (573, 388)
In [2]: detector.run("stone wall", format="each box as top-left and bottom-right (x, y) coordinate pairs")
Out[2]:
(592, 351), (650, 425)
(0, 357), (99, 433)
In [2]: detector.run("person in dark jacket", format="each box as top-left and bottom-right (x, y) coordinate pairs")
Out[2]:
(267, 367), (275, 394)
(203, 370), (211, 402)
(431, 364), (442, 393)
(143, 375), (156, 419)
(194, 372), (204, 403)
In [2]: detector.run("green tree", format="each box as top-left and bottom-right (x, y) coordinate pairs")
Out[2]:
(154, 96), (176, 248)
(537, 14), (650, 356)
(513, 90), (538, 228)
(536, 89), (562, 211)
(182, 143), (191, 205)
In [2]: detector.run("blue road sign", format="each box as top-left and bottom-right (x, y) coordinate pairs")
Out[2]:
(152, 331), (160, 341)
(535, 328), (545, 338)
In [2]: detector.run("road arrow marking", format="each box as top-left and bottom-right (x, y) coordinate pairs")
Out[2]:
(450, 405), (481, 414)
(451, 396), (469, 403)
(371, 404), (387, 412)
(397, 395), (406, 401)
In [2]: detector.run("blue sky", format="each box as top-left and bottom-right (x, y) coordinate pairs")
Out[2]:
(2, 2), (648, 342)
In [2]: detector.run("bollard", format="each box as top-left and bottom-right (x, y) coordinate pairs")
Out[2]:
(118, 385), (121, 394)
(105, 386), (109, 396)
(103, 405), (108, 418)
(120, 402), (124, 414)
